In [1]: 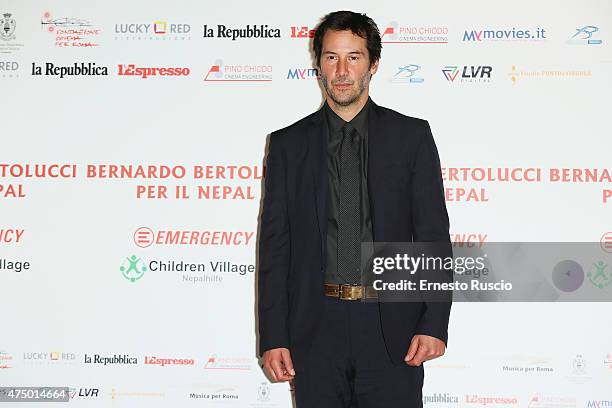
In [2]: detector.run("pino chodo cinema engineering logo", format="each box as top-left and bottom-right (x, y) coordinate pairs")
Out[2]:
(381, 21), (449, 44)
(204, 59), (272, 82)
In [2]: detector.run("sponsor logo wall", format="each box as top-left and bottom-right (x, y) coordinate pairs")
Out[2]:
(1, 0), (610, 406)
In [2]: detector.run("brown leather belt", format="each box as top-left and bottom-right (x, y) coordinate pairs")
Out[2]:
(324, 283), (378, 300)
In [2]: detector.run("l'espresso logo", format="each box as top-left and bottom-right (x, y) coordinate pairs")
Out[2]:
(202, 24), (281, 40)
(289, 26), (315, 38)
(144, 356), (195, 367)
(117, 64), (190, 79)
(114, 21), (191, 40)
(31, 62), (108, 78)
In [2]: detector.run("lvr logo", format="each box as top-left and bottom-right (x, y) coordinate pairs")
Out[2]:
(120, 255), (147, 282)
(443, 65), (492, 82)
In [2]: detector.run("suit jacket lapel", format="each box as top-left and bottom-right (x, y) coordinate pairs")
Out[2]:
(367, 99), (382, 242)
(309, 106), (328, 263)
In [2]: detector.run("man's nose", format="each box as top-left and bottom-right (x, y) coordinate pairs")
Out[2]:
(336, 58), (348, 77)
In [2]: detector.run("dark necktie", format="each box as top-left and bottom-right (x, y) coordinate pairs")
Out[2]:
(337, 124), (361, 284)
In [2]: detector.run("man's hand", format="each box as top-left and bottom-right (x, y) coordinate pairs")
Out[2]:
(404, 334), (445, 366)
(262, 347), (295, 382)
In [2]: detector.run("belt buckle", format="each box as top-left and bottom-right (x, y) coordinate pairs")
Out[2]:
(340, 284), (362, 300)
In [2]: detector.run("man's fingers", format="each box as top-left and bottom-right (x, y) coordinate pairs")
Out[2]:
(281, 349), (296, 376)
(406, 343), (429, 366)
(270, 359), (293, 382)
(404, 336), (420, 362)
(270, 359), (286, 381)
(265, 362), (279, 382)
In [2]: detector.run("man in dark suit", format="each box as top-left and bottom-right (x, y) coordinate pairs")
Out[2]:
(258, 10), (451, 407)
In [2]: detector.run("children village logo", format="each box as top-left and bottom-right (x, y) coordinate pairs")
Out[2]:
(587, 261), (612, 289)
(120, 255), (147, 282)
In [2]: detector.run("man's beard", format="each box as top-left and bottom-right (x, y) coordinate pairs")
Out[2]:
(320, 70), (370, 107)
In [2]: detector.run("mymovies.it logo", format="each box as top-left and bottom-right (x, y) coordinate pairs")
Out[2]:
(286, 67), (318, 80)
(587, 401), (612, 408)
(31, 62), (108, 78)
(202, 24), (281, 40)
(462, 26), (547, 42)
(117, 64), (190, 79)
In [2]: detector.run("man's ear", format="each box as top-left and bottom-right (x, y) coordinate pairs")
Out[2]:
(369, 59), (380, 76)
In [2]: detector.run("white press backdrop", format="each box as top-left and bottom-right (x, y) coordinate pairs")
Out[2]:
(1, 0), (611, 406)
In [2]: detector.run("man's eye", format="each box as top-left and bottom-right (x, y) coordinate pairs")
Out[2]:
(349, 56), (359, 61)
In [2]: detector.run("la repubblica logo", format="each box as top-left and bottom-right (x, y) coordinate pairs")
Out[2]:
(120, 255), (147, 282)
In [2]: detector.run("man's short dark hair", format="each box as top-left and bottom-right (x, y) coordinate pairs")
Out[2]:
(313, 11), (382, 68)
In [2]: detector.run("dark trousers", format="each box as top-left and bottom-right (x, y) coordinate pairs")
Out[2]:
(293, 296), (424, 408)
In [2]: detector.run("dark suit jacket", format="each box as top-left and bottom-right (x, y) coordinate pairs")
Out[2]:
(257, 99), (451, 368)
